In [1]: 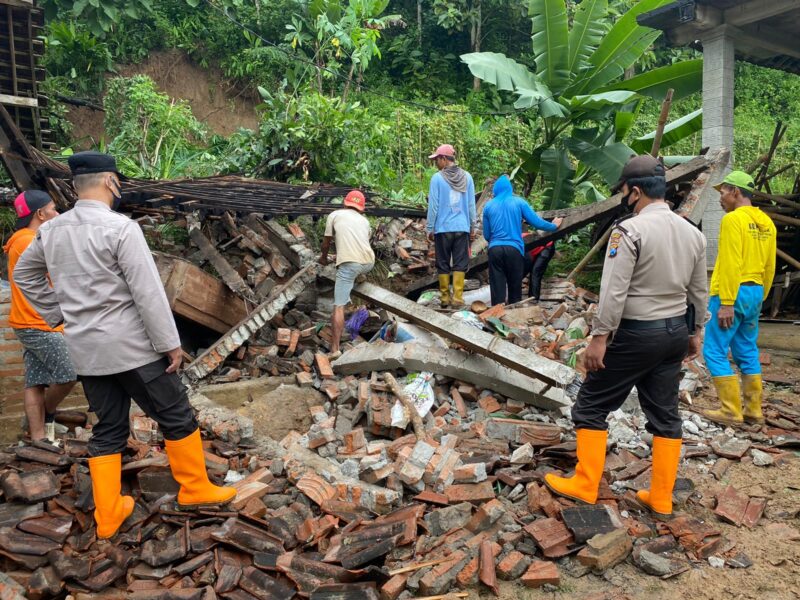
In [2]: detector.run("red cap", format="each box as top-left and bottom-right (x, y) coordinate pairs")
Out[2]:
(343, 190), (366, 212)
(429, 144), (456, 159)
(13, 190), (52, 229)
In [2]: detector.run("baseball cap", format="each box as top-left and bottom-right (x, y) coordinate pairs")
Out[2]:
(428, 144), (456, 160)
(343, 190), (366, 212)
(68, 150), (127, 180)
(611, 155), (666, 193)
(713, 171), (755, 193)
(13, 190), (53, 229)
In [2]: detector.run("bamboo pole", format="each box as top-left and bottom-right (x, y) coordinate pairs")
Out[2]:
(764, 211), (800, 228)
(384, 372), (426, 439)
(567, 228), (612, 283)
(777, 248), (800, 271)
(650, 88), (675, 157)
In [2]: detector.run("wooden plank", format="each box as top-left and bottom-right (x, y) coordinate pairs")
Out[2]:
(350, 282), (576, 387)
(0, 93), (36, 107)
(153, 252), (248, 333)
(404, 154), (713, 295)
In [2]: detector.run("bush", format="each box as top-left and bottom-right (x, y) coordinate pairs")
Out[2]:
(104, 75), (215, 179)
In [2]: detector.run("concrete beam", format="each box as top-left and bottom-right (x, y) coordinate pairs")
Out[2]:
(349, 282), (577, 388)
(724, 0), (800, 27)
(734, 24), (800, 60)
(332, 341), (571, 411)
(184, 263), (318, 381)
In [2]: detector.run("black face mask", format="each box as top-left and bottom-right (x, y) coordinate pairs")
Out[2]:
(620, 190), (635, 213)
(110, 179), (123, 211)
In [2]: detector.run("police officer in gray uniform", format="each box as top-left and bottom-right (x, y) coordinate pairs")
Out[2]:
(545, 155), (708, 518)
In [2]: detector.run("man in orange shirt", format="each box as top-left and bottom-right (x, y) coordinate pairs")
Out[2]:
(3, 190), (76, 442)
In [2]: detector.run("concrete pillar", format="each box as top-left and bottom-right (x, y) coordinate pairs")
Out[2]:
(701, 26), (735, 264)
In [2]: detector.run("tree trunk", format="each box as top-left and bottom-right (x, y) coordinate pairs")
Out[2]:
(417, 0), (423, 46)
(342, 63), (356, 102)
(472, 0), (482, 91)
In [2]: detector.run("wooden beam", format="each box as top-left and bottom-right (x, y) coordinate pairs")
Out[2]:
(732, 24), (800, 60)
(777, 248), (800, 271)
(724, 0), (800, 27)
(350, 281), (576, 387)
(0, 93), (37, 108)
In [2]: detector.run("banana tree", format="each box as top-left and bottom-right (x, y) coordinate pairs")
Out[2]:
(462, 0), (703, 208)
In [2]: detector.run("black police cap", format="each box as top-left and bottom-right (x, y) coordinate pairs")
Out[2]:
(612, 155), (665, 193)
(68, 151), (127, 180)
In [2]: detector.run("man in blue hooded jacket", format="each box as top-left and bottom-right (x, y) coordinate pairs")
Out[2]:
(483, 175), (562, 305)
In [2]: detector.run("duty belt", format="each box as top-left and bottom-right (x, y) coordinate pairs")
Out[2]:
(619, 316), (687, 330)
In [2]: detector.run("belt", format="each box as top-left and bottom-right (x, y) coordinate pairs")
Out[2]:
(619, 317), (687, 330)
(740, 281), (761, 286)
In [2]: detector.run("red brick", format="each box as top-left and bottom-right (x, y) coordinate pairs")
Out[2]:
(451, 387), (467, 417)
(0, 355), (22, 365)
(380, 572), (409, 600)
(296, 371), (314, 387)
(0, 341), (22, 352)
(444, 481), (495, 505)
(577, 529), (632, 572)
(522, 561), (560, 588)
(418, 550), (469, 595)
(343, 428), (367, 454)
(456, 556), (479, 588)
(314, 353), (334, 379)
(433, 402), (451, 417)
(496, 550), (528, 580)
(413, 490), (450, 506)
(466, 499), (505, 533)
(323, 384), (340, 401)
(0, 368), (24, 377)
(452, 462), (487, 484)
(457, 384), (478, 401)
(276, 328), (292, 346)
(478, 396), (501, 413)
(524, 518), (573, 558)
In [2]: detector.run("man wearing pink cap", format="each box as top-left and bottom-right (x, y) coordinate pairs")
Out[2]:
(3, 190), (76, 443)
(427, 144), (475, 307)
(319, 190), (375, 355)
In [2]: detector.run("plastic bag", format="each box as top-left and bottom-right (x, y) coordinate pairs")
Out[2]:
(390, 372), (436, 428)
(451, 310), (483, 330)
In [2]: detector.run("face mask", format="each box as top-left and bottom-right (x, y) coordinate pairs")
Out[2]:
(109, 179), (123, 211)
(620, 190), (635, 213)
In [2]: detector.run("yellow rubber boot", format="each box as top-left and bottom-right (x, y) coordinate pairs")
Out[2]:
(544, 429), (607, 504)
(703, 375), (743, 426)
(636, 436), (682, 518)
(88, 454), (135, 539)
(165, 429), (237, 509)
(452, 271), (466, 306)
(741, 374), (765, 424)
(438, 275), (451, 307)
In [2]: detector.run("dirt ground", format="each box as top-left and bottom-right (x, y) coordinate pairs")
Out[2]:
(485, 353), (800, 600)
(237, 383), (322, 442)
(68, 49), (259, 149)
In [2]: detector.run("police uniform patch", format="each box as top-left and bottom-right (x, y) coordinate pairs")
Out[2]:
(608, 231), (622, 258)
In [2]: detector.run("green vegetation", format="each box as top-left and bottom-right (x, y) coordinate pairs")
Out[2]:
(25, 0), (800, 281)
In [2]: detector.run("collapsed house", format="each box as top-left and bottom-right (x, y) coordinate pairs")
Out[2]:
(2, 102), (800, 599)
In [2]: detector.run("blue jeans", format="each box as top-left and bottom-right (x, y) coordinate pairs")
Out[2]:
(703, 286), (762, 377)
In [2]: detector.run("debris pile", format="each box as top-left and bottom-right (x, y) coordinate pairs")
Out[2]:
(1, 336), (797, 599)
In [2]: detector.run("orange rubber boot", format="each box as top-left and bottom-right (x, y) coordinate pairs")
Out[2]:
(544, 429), (607, 504)
(636, 436), (682, 518)
(88, 454), (135, 539)
(165, 429), (236, 509)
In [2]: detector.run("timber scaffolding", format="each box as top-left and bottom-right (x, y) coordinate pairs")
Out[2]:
(744, 121), (800, 318)
(0, 105), (426, 220)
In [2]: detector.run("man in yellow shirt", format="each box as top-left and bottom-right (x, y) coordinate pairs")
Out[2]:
(3, 190), (76, 442)
(703, 171), (776, 426)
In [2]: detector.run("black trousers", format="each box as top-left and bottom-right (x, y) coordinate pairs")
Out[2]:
(571, 321), (689, 439)
(81, 358), (198, 456)
(434, 232), (470, 274)
(488, 245), (524, 306)
(526, 245), (555, 300)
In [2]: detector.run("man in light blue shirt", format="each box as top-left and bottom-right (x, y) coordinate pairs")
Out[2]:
(426, 144), (476, 307)
(483, 175), (562, 305)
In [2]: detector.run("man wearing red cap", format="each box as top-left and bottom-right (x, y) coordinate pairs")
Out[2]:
(427, 144), (475, 307)
(319, 190), (375, 355)
(3, 190), (76, 443)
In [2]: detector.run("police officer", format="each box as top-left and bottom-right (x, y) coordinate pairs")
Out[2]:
(14, 151), (236, 539)
(544, 155), (708, 518)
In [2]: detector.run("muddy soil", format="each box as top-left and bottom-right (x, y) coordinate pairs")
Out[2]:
(238, 383), (324, 442)
(68, 49), (259, 148)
